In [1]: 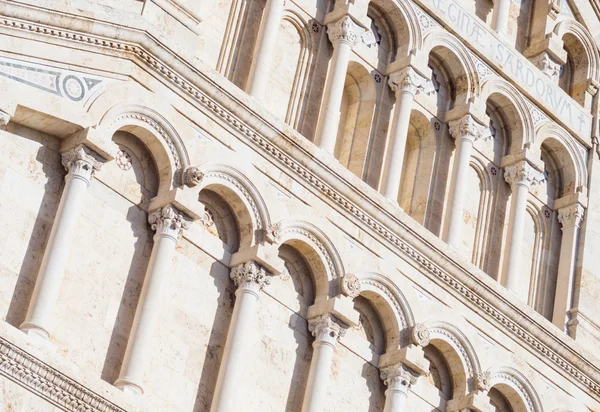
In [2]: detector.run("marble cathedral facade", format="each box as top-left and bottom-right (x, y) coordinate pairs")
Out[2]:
(0, 0), (599, 410)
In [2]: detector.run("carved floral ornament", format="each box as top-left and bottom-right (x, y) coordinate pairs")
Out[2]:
(327, 16), (365, 46)
(411, 323), (431, 347)
(263, 222), (283, 244)
(9, 17), (600, 397)
(389, 67), (428, 96)
(183, 166), (204, 187)
(475, 370), (492, 392)
(341, 273), (361, 298)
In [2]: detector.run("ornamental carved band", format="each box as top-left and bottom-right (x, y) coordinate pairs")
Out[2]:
(448, 115), (487, 142)
(327, 16), (364, 46)
(411, 323), (431, 347)
(389, 67), (427, 96)
(230, 261), (270, 291)
(148, 205), (191, 238)
(308, 315), (346, 345)
(380, 364), (417, 391)
(61, 145), (104, 183)
(503, 161), (543, 188)
(341, 273), (361, 298)
(558, 203), (585, 229)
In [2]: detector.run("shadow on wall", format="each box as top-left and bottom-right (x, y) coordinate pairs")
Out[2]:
(193, 260), (235, 412)
(284, 313), (311, 412)
(6, 137), (63, 329)
(362, 361), (386, 412)
(101, 205), (153, 384)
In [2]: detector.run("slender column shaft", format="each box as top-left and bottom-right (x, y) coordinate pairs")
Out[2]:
(301, 315), (345, 412)
(20, 146), (102, 339)
(380, 68), (425, 201)
(381, 364), (416, 412)
(502, 161), (541, 300)
(443, 115), (485, 248)
(246, 0), (285, 101)
(210, 261), (270, 412)
(315, 16), (364, 154)
(491, 0), (511, 35)
(115, 206), (190, 394)
(552, 204), (584, 330)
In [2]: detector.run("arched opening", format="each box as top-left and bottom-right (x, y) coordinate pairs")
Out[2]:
(266, 15), (307, 125)
(489, 387), (514, 412)
(559, 33), (590, 107)
(424, 345), (454, 402)
(335, 62), (377, 179)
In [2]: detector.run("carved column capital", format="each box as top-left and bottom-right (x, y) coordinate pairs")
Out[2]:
(326, 15), (365, 47)
(380, 363), (417, 393)
(388, 67), (428, 97)
(148, 205), (191, 240)
(503, 161), (543, 188)
(308, 315), (347, 347)
(558, 203), (585, 229)
(230, 261), (270, 293)
(448, 115), (489, 143)
(61, 145), (104, 185)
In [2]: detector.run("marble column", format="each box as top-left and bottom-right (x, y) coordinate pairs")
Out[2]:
(246, 0), (285, 101)
(380, 67), (427, 202)
(502, 161), (542, 300)
(115, 206), (191, 394)
(301, 315), (346, 412)
(443, 115), (486, 248)
(20, 145), (103, 339)
(380, 364), (417, 412)
(491, 0), (511, 36)
(315, 15), (365, 154)
(552, 203), (585, 330)
(210, 261), (270, 412)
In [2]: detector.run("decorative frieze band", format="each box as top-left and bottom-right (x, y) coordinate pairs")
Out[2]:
(3, 14), (600, 398)
(0, 336), (125, 412)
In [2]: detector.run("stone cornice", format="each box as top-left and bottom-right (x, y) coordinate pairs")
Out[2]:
(0, 336), (125, 412)
(1, 2), (600, 401)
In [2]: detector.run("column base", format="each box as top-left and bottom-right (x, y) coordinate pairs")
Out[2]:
(19, 321), (51, 340)
(114, 377), (144, 395)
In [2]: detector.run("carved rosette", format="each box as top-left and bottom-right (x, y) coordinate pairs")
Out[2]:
(263, 222), (283, 244)
(230, 261), (270, 292)
(380, 364), (417, 392)
(411, 323), (431, 347)
(503, 161), (543, 188)
(308, 315), (346, 346)
(183, 166), (204, 188)
(61, 145), (104, 184)
(475, 370), (492, 393)
(327, 16), (365, 47)
(448, 115), (488, 143)
(558, 203), (585, 229)
(148, 205), (191, 239)
(388, 67), (427, 97)
(341, 274), (361, 299)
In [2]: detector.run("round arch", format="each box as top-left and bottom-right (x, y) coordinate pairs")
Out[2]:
(192, 163), (271, 249)
(422, 30), (480, 105)
(369, 0), (423, 58)
(554, 19), (600, 82)
(274, 219), (344, 301)
(425, 321), (482, 396)
(488, 366), (544, 412)
(355, 272), (415, 350)
(481, 79), (535, 153)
